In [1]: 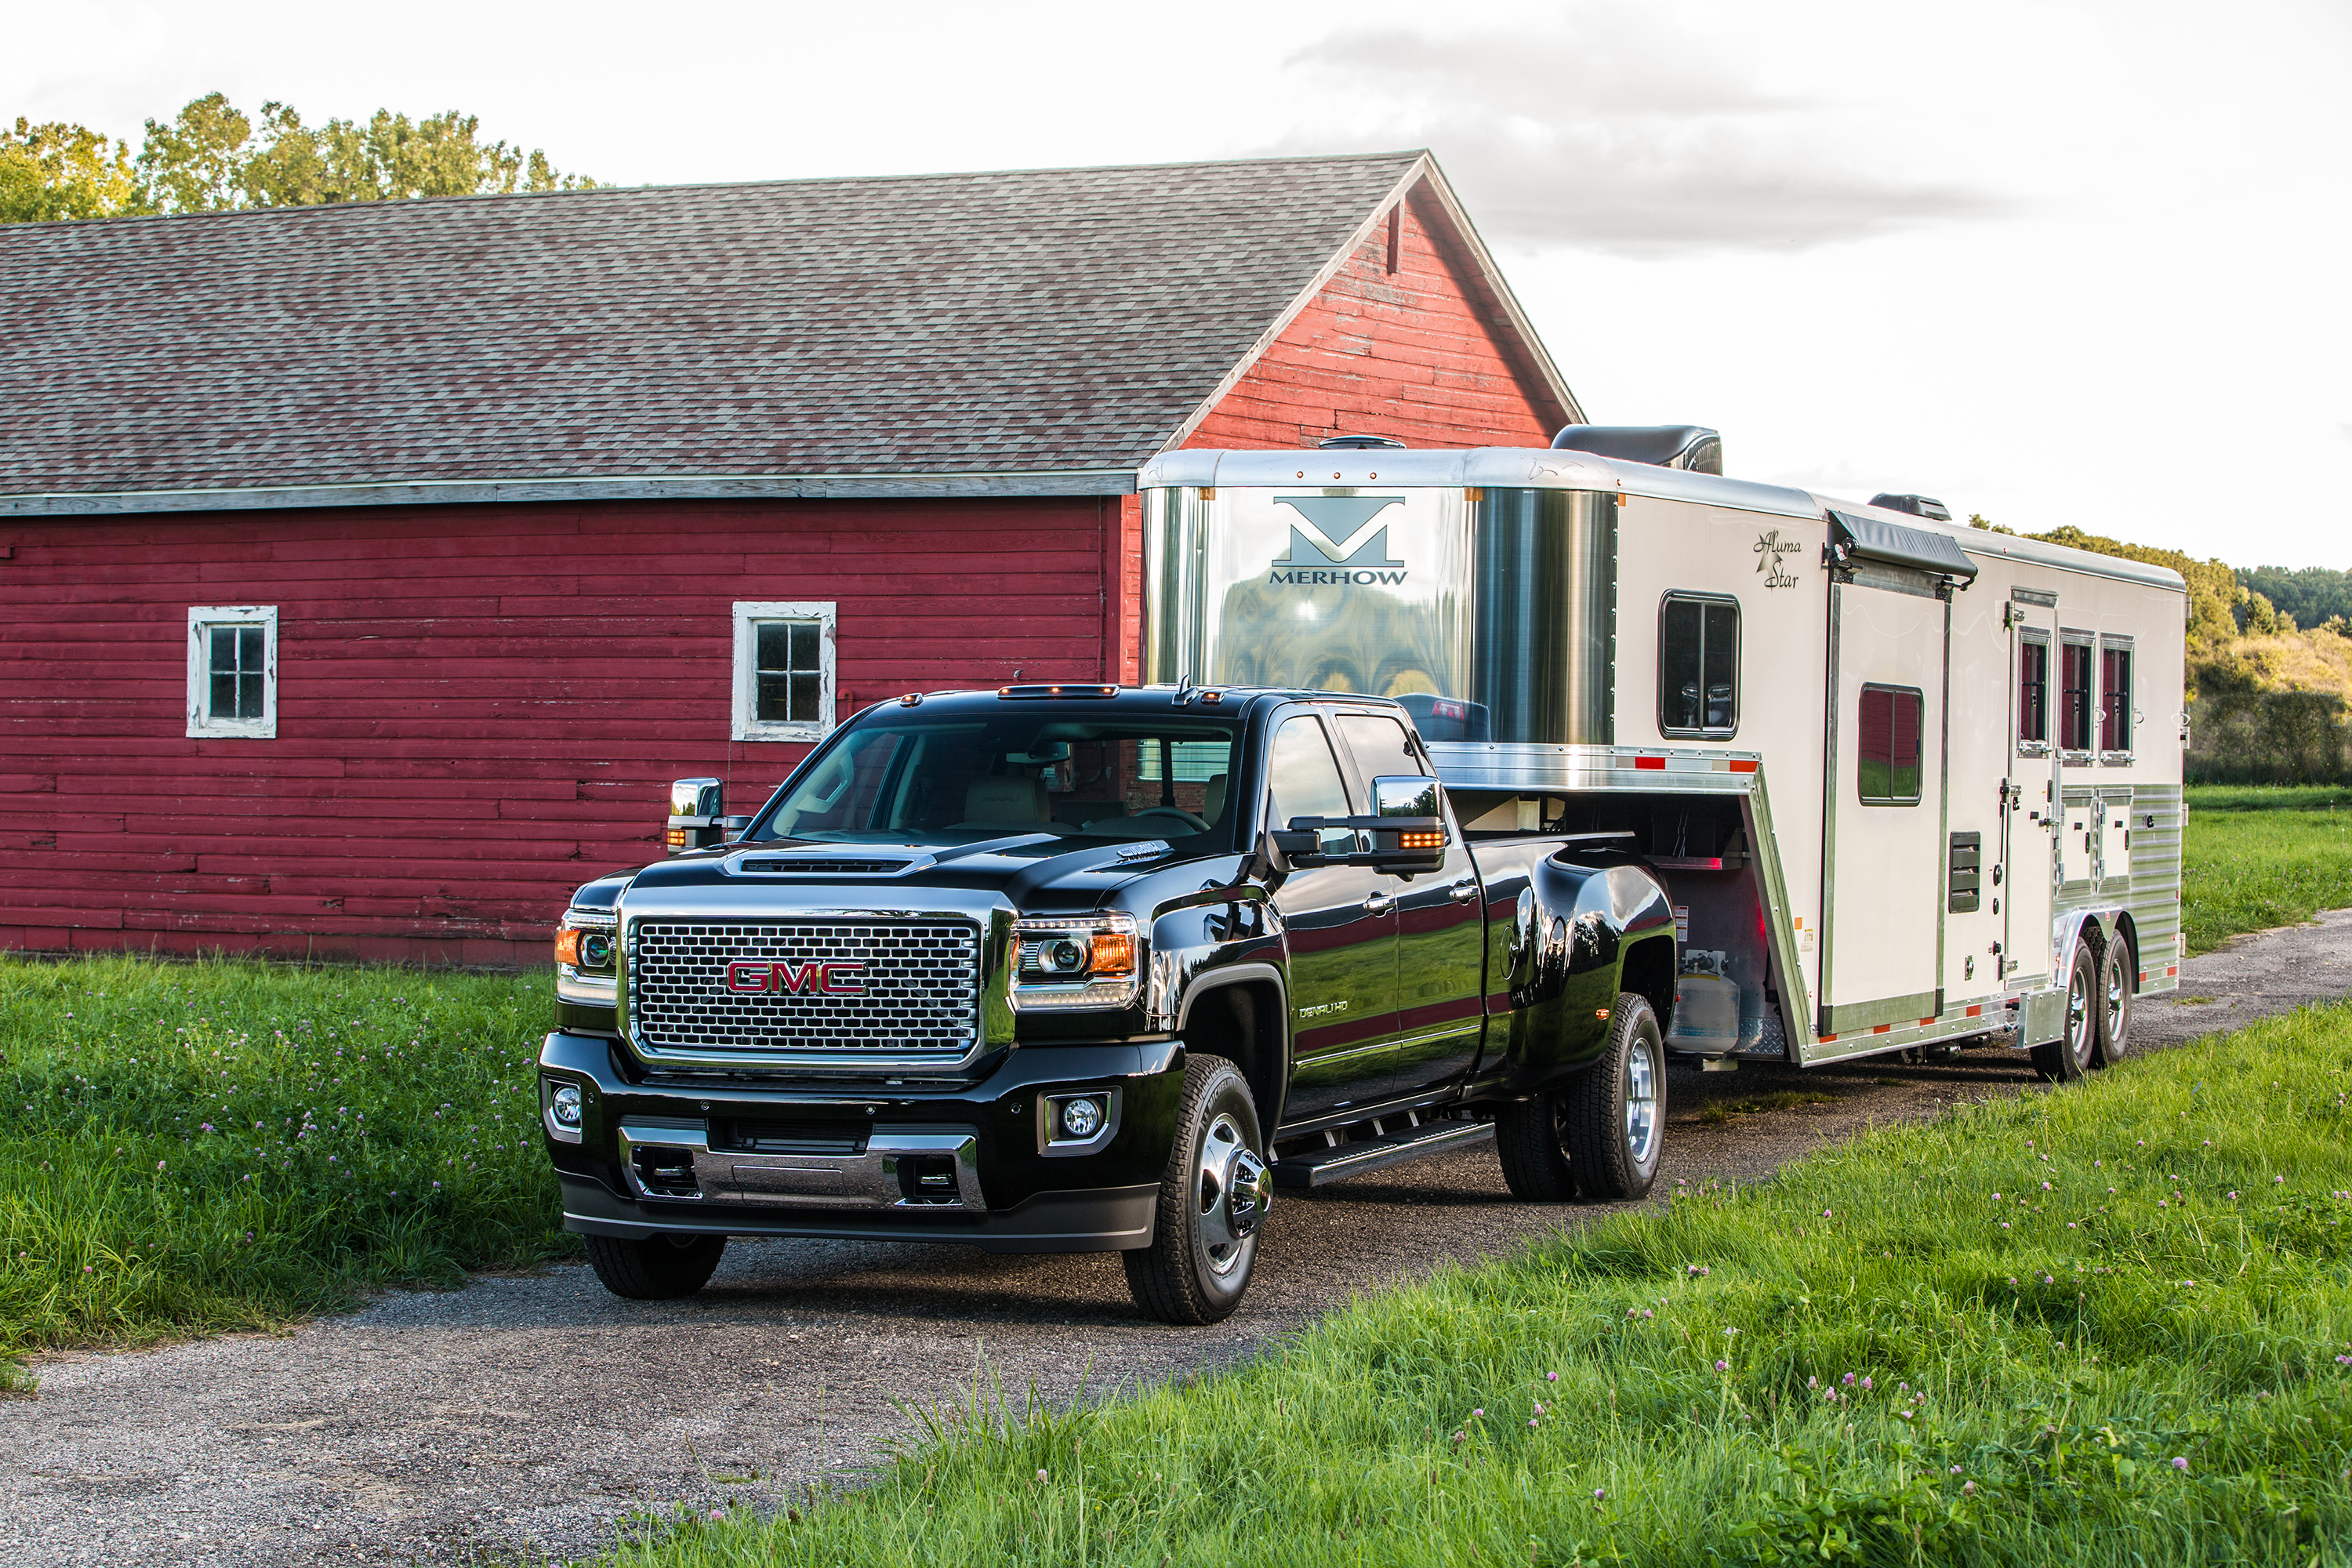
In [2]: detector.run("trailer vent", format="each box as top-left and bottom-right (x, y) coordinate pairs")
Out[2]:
(1319, 434), (1405, 449)
(1947, 832), (1982, 913)
(1869, 493), (1954, 522)
(1548, 424), (1722, 474)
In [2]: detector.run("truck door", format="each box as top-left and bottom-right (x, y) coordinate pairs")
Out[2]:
(1820, 572), (1947, 1039)
(1264, 713), (1402, 1123)
(1330, 710), (1485, 1102)
(2002, 604), (2059, 989)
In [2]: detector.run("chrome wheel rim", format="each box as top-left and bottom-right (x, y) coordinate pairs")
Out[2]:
(2105, 958), (2129, 1047)
(1624, 1035), (1661, 1166)
(1194, 1111), (1267, 1278)
(2067, 964), (2095, 1065)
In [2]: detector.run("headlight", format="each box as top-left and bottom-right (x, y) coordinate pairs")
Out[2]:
(556, 908), (619, 1007)
(1009, 914), (1142, 1011)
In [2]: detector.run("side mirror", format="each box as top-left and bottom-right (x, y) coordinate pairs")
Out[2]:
(1278, 775), (1450, 875)
(666, 777), (724, 855)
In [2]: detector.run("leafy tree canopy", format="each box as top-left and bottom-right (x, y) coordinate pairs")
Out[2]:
(2, 93), (595, 223)
(0, 118), (140, 223)
(2236, 564), (2352, 635)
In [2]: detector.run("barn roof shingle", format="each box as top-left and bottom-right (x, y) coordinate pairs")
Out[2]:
(0, 151), (1563, 515)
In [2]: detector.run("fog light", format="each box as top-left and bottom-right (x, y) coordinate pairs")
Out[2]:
(550, 1083), (583, 1127)
(1059, 1096), (1104, 1139)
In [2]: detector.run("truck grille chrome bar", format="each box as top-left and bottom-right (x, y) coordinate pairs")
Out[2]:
(626, 920), (982, 1056)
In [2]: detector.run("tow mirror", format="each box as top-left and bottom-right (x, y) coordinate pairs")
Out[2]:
(1279, 775), (1450, 874)
(666, 777), (724, 855)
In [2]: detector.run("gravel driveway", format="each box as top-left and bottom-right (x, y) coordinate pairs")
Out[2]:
(8, 910), (2350, 1567)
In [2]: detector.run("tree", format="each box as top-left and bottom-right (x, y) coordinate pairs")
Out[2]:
(0, 118), (143, 223)
(1, 93), (596, 223)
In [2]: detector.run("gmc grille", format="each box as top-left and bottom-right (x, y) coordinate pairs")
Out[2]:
(626, 921), (982, 1056)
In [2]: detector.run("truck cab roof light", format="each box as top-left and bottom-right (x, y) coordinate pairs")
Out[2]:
(899, 691), (923, 706)
(998, 684), (1120, 699)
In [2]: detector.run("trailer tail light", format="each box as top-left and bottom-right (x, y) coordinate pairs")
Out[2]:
(1634, 755), (1666, 771)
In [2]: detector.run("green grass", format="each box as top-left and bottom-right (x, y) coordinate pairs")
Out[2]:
(2183, 785), (2352, 953)
(0, 953), (569, 1379)
(609, 1005), (2352, 1566)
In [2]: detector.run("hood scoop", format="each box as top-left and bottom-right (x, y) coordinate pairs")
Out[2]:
(734, 855), (916, 876)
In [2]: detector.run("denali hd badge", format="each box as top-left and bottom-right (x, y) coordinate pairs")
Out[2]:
(724, 959), (867, 995)
(1268, 495), (1406, 586)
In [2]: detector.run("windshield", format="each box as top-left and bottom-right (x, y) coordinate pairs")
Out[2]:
(749, 713), (1245, 851)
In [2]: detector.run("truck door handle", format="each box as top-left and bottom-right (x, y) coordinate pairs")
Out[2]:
(1363, 891), (1396, 916)
(1448, 879), (1479, 903)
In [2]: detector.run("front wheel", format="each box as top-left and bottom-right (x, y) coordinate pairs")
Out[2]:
(1123, 1056), (1270, 1325)
(2031, 942), (2100, 1083)
(1494, 993), (1666, 1203)
(582, 1231), (727, 1300)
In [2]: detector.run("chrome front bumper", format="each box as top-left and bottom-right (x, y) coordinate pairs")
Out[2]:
(615, 1120), (986, 1211)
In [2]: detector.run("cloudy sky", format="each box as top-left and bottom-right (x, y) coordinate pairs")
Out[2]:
(13, 0), (2348, 565)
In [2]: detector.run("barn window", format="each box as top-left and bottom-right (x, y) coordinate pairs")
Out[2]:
(1857, 684), (1923, 805)
(2058, 634), (2095, 755)
(186, 607), (277, 739)
(1658, 593), (1739, 739)
(731, 601), (836, 742)
(2016, 630), (2049, 753)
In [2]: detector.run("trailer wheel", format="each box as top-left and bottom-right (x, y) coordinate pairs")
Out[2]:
(1123, 1055), (1269, 1325)
(582, 1231), (727, 1300)
(2094, 935), (2135, 1065)
(1495, 993), (1665, 1203)
(2031, 944), (2100, 1083)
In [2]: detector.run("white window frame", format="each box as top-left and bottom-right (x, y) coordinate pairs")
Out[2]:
(187, 606), (278, 739)
(731, 601), (837, 742)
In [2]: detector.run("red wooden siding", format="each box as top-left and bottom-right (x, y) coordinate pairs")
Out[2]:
(1184, 188), (1562, 452)
(0, 497), (1110, 963)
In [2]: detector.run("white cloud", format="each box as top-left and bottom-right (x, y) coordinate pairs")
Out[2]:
(1269, 13), (2007, 256)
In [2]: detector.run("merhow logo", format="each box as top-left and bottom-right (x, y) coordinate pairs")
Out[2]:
(1269, 495), (1407, 586)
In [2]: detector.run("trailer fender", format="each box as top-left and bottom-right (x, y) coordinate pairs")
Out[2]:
(1491, 852), (1675, 1094)
(2019, 910), (2115, 1050)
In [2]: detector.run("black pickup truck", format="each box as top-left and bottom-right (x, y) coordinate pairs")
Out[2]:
(537, 684), (1677, 1323)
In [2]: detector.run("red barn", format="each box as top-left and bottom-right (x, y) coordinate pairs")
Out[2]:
(0, 151), (1581, 963)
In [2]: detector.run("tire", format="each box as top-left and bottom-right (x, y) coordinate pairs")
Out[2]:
(2094, 934), (2135, 1066)
(1123, 1055), (1270, 1325)
(582, 1231), (727, 1301)
(1494, 993), (1666, 1203)
(2031, 942), (2100, 1083)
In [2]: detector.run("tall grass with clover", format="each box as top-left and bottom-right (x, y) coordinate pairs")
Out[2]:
(0, 952), (568, 1370)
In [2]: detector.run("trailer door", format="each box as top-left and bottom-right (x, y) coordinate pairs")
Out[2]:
(1820, 571), (1947, 1040)
(2003, 601), (2059, 989)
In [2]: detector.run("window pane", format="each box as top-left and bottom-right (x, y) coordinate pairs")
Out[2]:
(756, 672), (793, 721)
(238, 626), (263, 673)
(2060, 643), (2094, 750)
(756, 621), (791, 674)
(1659, 599), (1703, 732)
(1334, 713), (1425, 790)
(789, 672), (821, 723)
(210, 626), (238, 673)
(2101, 648), (2132, 751)
(211, 670), (239, 718)
(1858, 686), (1922, 804)
(1702, 602), (1737, 730)
(2018, 641), (2047, 743)
(1268, 717), (1356, 851)
(789, 620), (819, 672)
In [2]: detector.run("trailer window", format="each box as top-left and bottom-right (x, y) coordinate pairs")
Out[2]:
(2059, 636), (2095, 754)
(2016, 633), (2049, 751)
(2100, 641), (2134, 754)
(1857, 684), (1923, 805)
(1658, 594), (1739, 739)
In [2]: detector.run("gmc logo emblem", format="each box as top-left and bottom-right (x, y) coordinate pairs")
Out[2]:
(724, 959), (866, 996)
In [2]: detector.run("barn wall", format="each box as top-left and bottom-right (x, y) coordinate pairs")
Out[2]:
(1183, 188), (1563, 452)
(0, 495), (1109, 964)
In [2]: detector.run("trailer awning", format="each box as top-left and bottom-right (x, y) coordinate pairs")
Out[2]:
(1829, 510), (1980, 581)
